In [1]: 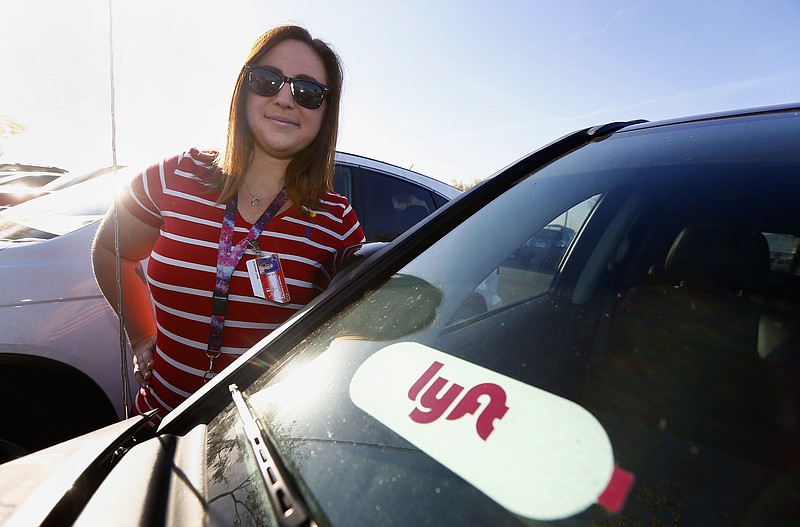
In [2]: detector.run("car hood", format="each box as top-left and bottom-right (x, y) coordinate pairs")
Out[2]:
(0, 414), (153, 525)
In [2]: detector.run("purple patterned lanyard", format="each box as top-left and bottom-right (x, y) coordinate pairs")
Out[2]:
(205, 188), (288, 381)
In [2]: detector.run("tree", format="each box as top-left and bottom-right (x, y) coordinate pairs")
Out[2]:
(450, 177), (483, 191)
(0, 115), (27, 157)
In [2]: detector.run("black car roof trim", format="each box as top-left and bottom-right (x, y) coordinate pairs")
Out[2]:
(587, 120), (649, 137)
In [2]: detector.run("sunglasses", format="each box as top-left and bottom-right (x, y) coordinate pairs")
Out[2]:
(246, 65), (330, 110)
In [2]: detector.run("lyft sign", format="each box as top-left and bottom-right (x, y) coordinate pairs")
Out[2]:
(407, 359), (509, 440)
(349, 342), (631, 520)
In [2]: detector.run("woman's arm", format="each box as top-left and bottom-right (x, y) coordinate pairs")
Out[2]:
(91, 202), (161, 387)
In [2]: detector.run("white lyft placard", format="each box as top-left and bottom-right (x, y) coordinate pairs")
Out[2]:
(349, 342), (617, 520)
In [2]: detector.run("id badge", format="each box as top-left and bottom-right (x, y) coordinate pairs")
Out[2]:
(247, 254), (291, 304)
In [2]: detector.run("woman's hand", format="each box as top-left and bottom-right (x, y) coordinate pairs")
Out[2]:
(132, 334), (156, 393)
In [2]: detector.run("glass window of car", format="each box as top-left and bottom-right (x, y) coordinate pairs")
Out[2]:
(0, 170), (125, 241)
(360, 169), (437, 242)
(764, 232), (799, 275)
(0, 174), (60, 188)
(332, 163), (353, 201)
(451, 195), (600, 325)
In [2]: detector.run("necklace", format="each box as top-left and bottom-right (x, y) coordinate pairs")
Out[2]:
(242, 180), (261, 207)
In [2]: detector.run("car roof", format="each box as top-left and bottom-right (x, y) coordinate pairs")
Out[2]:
(617, 102), (800, 133)
(335, 151), (462, 199)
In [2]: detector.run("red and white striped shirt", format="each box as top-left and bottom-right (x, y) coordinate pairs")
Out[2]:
(121, 149), (364, 423)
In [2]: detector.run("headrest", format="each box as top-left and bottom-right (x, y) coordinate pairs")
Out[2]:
(665, 224), (770, 293)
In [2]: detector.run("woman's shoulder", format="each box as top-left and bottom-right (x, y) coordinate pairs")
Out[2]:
(176, 148), (219, 177)
(299, 191), (360, 235)
(144, 148), (218, 178)
(147, 148), (221, 193)
(315, 190), (352, 214)
(137, 148), (221, 199)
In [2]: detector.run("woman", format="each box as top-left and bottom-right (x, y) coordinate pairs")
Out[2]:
(92, 25), (364, 425)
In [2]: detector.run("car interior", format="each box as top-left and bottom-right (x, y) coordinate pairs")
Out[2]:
(428, 164), (799, 521)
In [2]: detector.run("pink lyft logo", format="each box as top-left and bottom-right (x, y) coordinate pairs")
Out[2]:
(349, 342), (633, 520)
(407, 360), (509, 440)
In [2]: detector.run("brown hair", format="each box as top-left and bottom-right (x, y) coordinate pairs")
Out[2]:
(212, 25), (343, 213)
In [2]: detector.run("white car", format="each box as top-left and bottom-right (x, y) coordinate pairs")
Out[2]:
(0, 152), (459, 457)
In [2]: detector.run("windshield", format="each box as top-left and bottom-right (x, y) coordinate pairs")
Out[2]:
(206, 113), (800, 526)
(0, 168), (128, 241)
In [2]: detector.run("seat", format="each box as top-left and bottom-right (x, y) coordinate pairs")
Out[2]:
(589, 224), (787, 462)
(400, 204), (429, 229)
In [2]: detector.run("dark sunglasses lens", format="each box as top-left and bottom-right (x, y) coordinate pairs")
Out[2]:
(292, 81), (326, 109)
(248, 69), (282, 97)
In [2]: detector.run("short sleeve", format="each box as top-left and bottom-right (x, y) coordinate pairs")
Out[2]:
(120, 165), (164, 228)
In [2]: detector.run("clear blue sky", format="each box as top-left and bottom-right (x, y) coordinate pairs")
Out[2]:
(2, 0), (799, 185)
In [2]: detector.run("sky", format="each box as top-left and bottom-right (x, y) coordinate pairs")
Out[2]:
(2, 0), (799, 186)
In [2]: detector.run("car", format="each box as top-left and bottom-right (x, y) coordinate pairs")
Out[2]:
(0, 152), (459, 456)
(508, 223), (576, 271)
(2, 103), (799, 526)
(333, 155), (458, 242)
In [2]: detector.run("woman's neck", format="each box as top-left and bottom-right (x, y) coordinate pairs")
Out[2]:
(237, 153), (292, 223)
(243, 153), (290, 196)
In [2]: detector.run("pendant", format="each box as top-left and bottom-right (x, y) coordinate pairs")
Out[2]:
(250, 197), (260, 207)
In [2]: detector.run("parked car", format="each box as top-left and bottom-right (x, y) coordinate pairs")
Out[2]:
(0, 152), (459, 456)
(508, 223), (576, 271)
(2, 103), (799, 526)
(333, 156), (457, 241)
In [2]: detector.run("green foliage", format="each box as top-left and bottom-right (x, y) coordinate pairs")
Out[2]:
(0, 115), (26, 140)
(0, 115), (27, 157)
(450, 177), (483, 191)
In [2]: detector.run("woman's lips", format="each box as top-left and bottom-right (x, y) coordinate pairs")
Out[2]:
(267, 114), (298, 128)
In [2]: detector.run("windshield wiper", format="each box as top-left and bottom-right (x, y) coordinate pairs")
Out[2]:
(229, 383), (314, 527)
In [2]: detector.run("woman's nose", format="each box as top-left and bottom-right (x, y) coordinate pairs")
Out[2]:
(273, 82), (295, 108)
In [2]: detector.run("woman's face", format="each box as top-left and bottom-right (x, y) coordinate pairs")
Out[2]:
(246, 39), (328, 162)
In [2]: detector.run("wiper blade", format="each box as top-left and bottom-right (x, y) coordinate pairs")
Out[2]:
(229, 383), (313, 527)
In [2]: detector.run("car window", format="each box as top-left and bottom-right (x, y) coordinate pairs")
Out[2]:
(0, 170), (124, 240)
(360, 169), (436, 242)
(764, 232), (799, 275)
(332, 163), (353, 201)
(0, 174), (58, 187)
(445, 195), (599, 326)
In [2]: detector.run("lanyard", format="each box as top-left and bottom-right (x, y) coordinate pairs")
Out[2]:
(205, 188), (288, 381)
